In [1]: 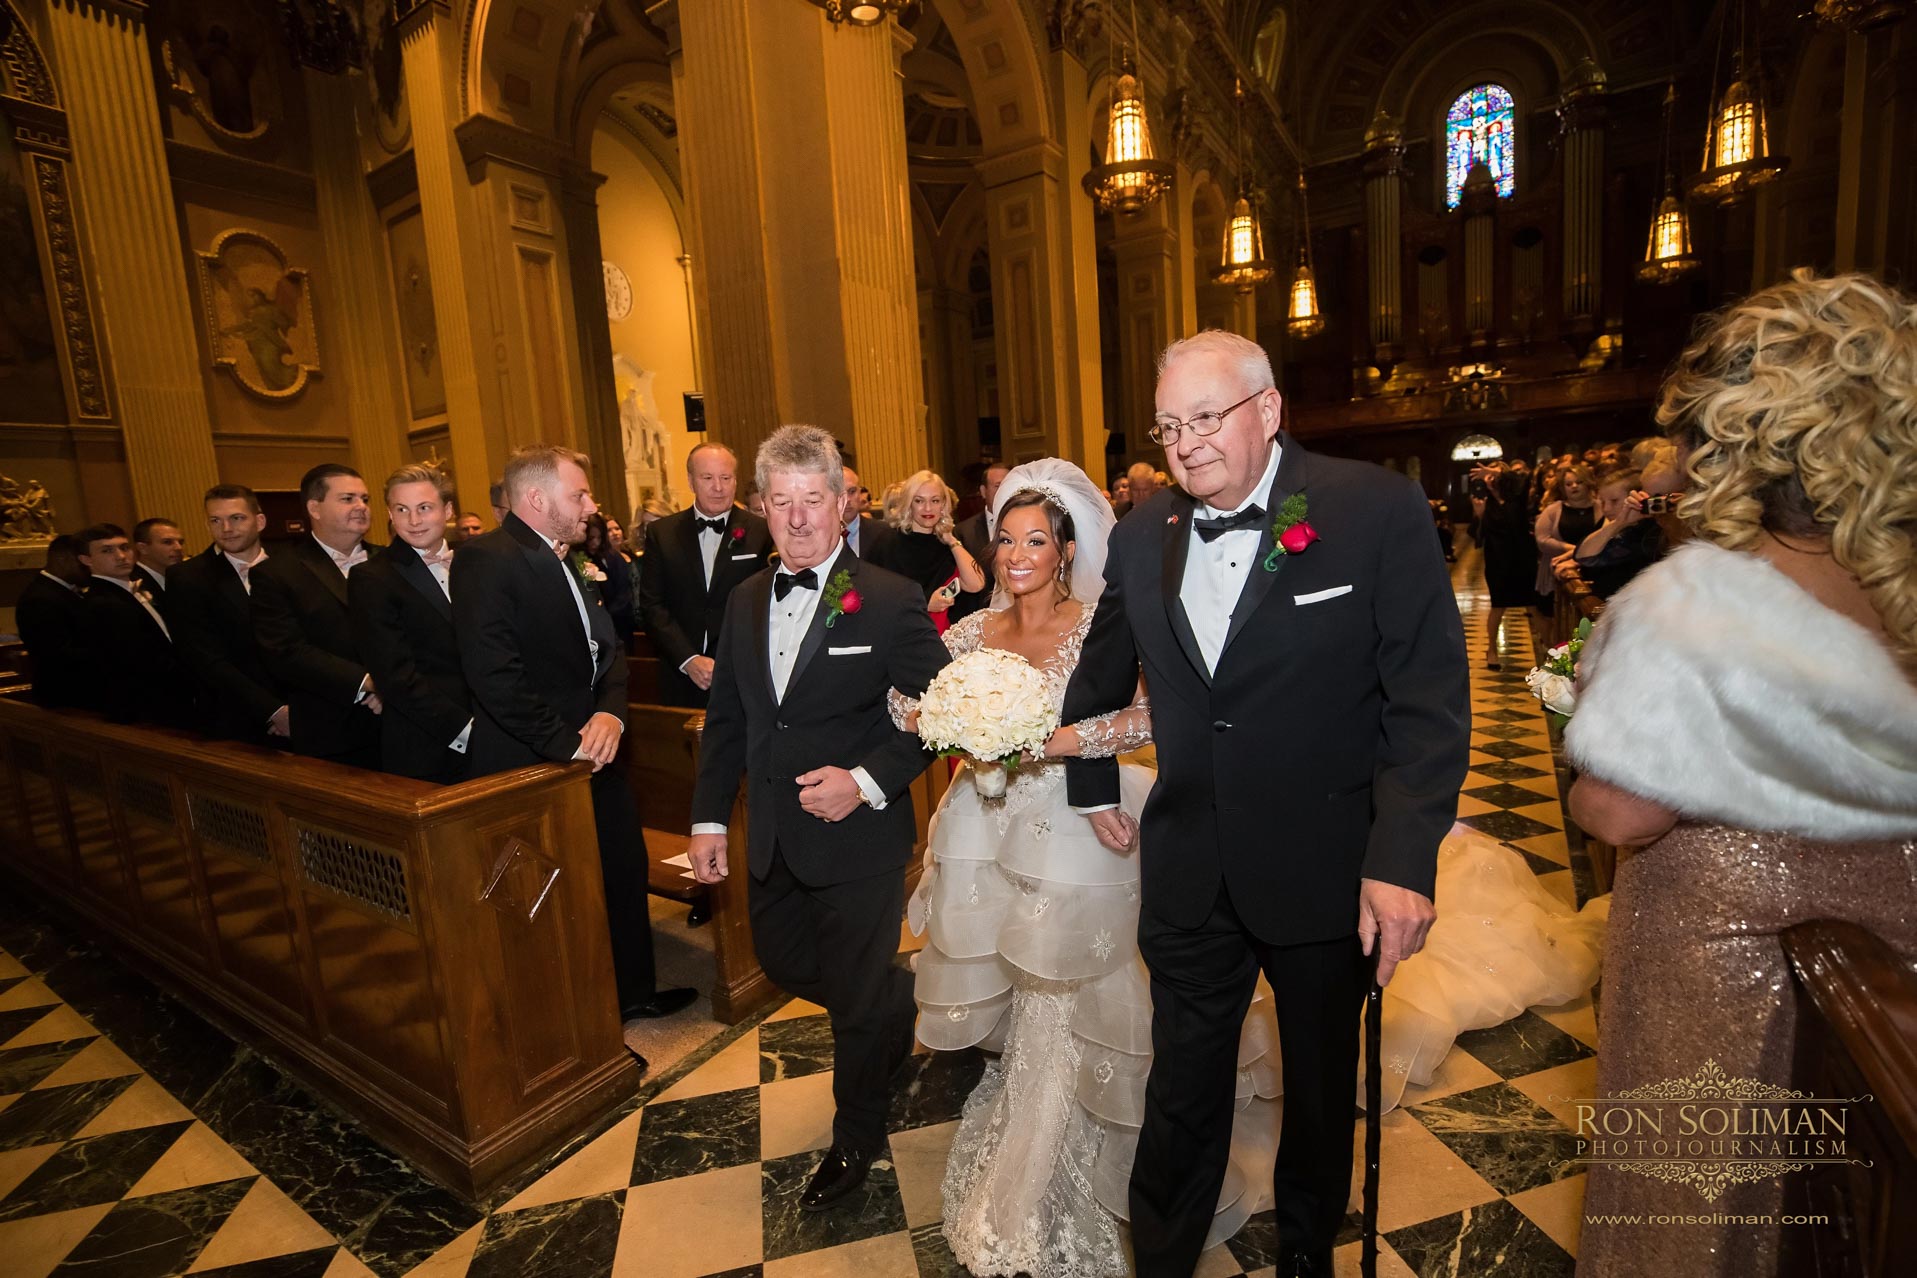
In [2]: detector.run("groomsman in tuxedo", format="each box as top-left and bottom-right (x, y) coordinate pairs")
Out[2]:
(688, 425), (949, 1211)
(838, 464), (890, 559)
(638, 443), (773, 707)
(132, 518), (186, 598)
(250, 463), (384, 768)
(948, 462), (1008, 623)
(1062, 331), (1468, 1277)
(16, 535), (95, 711)
(168, 485), (287, 745)
(454, 445), (695, 1051)
(350, 465), (471, 783)
(75, 523), (195, 727)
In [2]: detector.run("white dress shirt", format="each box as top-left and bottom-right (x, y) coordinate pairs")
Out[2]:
(693, 506), (730, 588)
(316, 535), (369, 577)
(224, 545), (267, 594)
(1184, 442), (1283, 674)
(547, 536), (617, 761)
(844, 517), (861, 556)
(691, 546), (884, 837)
(99, 574), (170, 640)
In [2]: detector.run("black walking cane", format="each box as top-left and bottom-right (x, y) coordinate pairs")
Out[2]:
(1362, 953), (1384, 1278)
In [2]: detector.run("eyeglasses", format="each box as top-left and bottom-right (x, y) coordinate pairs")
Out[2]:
(1148, 389), (1266, 445)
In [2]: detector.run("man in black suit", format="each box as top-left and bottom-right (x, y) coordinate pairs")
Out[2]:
(638, 443), (773, 708)
(948, 461), (1008, 623)
(350, 465), (471, 783)
(16, 535), (95, 710)
(1061, 330), (1469, 1278)
(132, 517), (186, 598)
(689, 425), (948, 1211)
(838, 464), (890, 559)
(250, 463), (384, 768)
(453, 445), (695, 1051)
(169, 485), (288, 745)
(75, 523), (195, 727)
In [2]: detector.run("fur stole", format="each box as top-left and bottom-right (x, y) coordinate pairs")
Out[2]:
(1564, 540), (1917, 840)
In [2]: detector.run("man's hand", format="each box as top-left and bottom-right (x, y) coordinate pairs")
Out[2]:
(688, 832), (728, 883)
(1358, 878), (1436, 987)
(1087, 809), (1136, 853)
(796, 766), (863, 822)
(576, 711), (623, 771)
(365, 692), (384, 715)
(267, 705), (290, 738)
(685, 655), (717, 690)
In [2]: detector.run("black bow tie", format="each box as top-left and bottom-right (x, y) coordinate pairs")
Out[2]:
(1192, 505), (1266, 543)
(773, 567), (818, 600)
(696, 515), (728, 535)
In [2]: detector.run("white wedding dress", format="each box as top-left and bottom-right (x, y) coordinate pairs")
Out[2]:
(900, 606), (1608, 1278)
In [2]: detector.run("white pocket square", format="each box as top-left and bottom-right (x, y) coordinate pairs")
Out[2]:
(729, 553), (757, 561)
(828, 645), (872, 655)
(1293, 585), (1354, 605)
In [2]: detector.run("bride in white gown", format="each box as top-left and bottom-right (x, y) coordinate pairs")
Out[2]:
(897, 460), (1607, 1278)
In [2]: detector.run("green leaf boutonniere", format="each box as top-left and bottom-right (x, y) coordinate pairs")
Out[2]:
(1261, 493), (1320, 571)
(570, 550), (608, 589)
(823, 568), (862, 628)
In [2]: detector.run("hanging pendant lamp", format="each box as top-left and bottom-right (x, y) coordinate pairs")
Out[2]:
(1287, 171), (1324, 338)
(1217, 83), (1273, 292)
(1689, 0), (1788, 203)
(1640, 83), (1699, 282)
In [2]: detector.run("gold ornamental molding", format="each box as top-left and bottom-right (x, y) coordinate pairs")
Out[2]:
(195, 228), (323, 400)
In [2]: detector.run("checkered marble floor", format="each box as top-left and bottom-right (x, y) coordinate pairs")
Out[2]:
(0, 552), (1601, 1277)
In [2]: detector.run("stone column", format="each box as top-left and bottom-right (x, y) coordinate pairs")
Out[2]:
(1108, 200), (1181, 444)
(1362, 112), (1406, 362)
(977, 143), (1076, 466)
(918, 285), (977, 476)
(1460, 164), (1497, 344)
(40, 0), (219, 530)
(302, 68), (409, 489)
(1834, 21), (1917, 275)
(555, 168), (628, 526)
(1558, 59), (1607, 338)
(1043, 22), (1107, 470)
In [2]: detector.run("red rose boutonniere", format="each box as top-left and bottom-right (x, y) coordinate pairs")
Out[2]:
(1261, 493), (1318, 571)
(824, 569), (862, 628)
(730, 525), (746, 542)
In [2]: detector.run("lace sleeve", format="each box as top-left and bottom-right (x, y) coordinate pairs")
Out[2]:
(887, 611), (987, 729)
(1071, 695), (1152, 758)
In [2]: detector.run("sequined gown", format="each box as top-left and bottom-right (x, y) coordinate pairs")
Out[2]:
(901, 607), (1608, 1278)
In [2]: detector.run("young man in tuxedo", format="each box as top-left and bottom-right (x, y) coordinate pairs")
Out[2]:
(838, 464), (890, 560)
(453, 445), (695, 1057)
(75, 523), (195, 727)
(350, 465), (472, 784)
(1061, 330), (1468, 1278)
(638, 443), (773, 708)
(250, 463), (384, 768)
(168, 485), (288, 745)
(948, 462), (1008, 624)
(132, 518), (186, 597)
(16, 534), (96, 711)
(688, 425), (949, 1211)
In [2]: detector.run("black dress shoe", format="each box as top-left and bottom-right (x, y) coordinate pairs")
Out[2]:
(1277, 1248), (1333, 1277)
(800, 1145), (873, 1211)
(621, 987), (697, 1020)
(686, 895), (711, 927)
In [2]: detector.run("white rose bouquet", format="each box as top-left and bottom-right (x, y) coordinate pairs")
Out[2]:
(1525, 616), (1592, 727)
(915, 649), (1058, 799)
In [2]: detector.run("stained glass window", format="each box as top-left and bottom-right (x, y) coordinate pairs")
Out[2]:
(1445, 84), (1516, 210)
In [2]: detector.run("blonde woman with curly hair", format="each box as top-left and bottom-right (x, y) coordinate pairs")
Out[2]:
(871, 468), (987, 633)
(1569, 271), (1917, 1278)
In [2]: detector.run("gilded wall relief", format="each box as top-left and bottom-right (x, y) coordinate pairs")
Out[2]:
(0, 473), (56, 541)
(0, 125), (67, 423)
(386, 208), (444, 419)
(156, 0), (285, 147)
(196, 229), (321, 400)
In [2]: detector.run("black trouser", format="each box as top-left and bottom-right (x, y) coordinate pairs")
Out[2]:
(1130, 881), (1370, 1276)
(749, 846), (913, 1155)
(590, 766), (657, 1008)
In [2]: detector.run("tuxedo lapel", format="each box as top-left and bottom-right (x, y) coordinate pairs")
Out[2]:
(393, 545), (453, 621)
(1159, 493), (1211, 686)
(781, 551), (849, 705)
(506, 515), (593, 684)
(297, 538), (351, 608)
(747, 571), (777, 708)
(1221, 440), (1307, 660)
(705, 512), (739, 606)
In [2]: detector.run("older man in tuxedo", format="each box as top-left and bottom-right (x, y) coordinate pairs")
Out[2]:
(76, 523), (195, 727)
(1062, 330), (1468, 1277)
(453, 445), (694, 1055)
(838, 464), (891, 560)
(168, 485), (287, 745)
(948, 461), (1008, 623)
(351, 465), (471, 784)
(688, 425), (948, 1211)
(638, 443), (773, 707)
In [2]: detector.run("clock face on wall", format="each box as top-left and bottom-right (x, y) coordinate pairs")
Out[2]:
(603, 260), (633, 322)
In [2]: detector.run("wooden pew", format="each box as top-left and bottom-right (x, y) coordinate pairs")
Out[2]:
(0, 695), (638, 1200)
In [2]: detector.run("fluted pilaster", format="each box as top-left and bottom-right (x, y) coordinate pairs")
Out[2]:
(1110, 206), (1180, 448)
(1046, 43), (1106, 470)
(1363, 114), (1405, 353)
(42, 0), (219, 533)
(1560, 72), (1607, 324)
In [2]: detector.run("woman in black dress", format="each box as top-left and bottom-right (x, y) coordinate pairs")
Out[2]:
(1477, 464), (1537, 668)
(1534, 463), (1600, 604)
(870, 468), (987, 634)
(582, 513), (635, 642)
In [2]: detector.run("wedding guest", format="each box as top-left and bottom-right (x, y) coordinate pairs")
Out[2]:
(453, 512), (485, 542)
(839, 464), (889, 559)
(604, 515), (640, 615)
(1112, 461), (1159, 519)
(1570, 270), (1917, 1278)
(949, 462), (1007, 623)
(132, 517), (186, 597)
(870, 469), (987, 633)
(250, 463), (384, 768)
(1476, 462), (1536, 668)
(1569, 468), (1662, 599)
(1109, 474), (1131, 509)
(168, 485), (287, 745)
(743, 483), (766, 518)
(350, 465), (471, 783)
(1534, 464), (1599, 600)
(489, 481), (509, 524)
(16, 534), (95, 710)
(77, 523), (195, 727)
(583, 514), (635, 642)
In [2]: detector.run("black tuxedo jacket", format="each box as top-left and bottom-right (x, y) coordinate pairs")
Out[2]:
(691, 549), (948, 887)
(169, 547), (282, 742)
(16, 574), (94, 711)
(453, 513), (626, 773)
(846, 514), (892, 561)
(250, 535), (384, 762)
(948, 510), (996, 623)
(133, 565), (167, 602)
(350, 543), (471, 783)
(638, 506), (773, 703)
(1061, 438), (1469, 944)
(83, 581), (195, 728)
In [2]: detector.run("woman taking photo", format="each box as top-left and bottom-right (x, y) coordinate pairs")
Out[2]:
(871, 468), (987, 633)
(1533, 463), (1599, 603)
